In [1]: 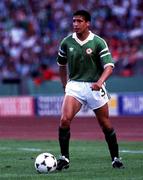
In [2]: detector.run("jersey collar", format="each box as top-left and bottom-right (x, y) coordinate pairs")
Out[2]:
(72, 31), (94, 46)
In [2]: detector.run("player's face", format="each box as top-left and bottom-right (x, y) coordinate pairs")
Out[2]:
(73, 16), (89, 34)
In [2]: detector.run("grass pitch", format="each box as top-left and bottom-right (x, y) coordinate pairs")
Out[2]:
(0, 140), (143, 180)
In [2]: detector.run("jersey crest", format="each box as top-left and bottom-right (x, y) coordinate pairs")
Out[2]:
(86, 48), (93, 54)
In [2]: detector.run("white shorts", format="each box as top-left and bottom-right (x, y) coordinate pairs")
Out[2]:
(65, 80), (110, 110)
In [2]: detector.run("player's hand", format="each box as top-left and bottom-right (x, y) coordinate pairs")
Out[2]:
(91, 82), (102, 91)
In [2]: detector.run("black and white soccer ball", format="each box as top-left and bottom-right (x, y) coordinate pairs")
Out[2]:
(35, 152), (57, 173)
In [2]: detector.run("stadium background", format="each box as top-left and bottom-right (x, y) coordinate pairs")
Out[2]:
(0, 0), (143, 141)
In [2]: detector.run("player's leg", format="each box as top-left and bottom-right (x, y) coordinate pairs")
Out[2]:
(93, 103), (124, 168)
(59, 95), (82, 158)
(57, 95), (82, 170)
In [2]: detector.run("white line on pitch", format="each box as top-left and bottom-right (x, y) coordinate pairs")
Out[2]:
(0, 147), (44, 152)
(120, 150), (143, 154)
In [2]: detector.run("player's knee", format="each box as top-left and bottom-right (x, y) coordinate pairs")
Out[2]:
(103, 127), (115, 137)
(60, 116), (71, 128)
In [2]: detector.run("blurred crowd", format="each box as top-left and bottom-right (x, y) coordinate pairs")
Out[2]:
(0, 0), (143, 83)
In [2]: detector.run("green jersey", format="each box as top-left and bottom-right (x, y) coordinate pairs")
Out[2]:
(57, 31), (114, 82)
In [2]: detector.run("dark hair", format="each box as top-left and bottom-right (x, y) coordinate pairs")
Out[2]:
(73, 10), (91, 22)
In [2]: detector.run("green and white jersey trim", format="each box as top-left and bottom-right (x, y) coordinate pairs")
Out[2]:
(58, 48), (66, 58)
(95, 35), (113, 67)
(104, 63), (114, 68)
(72, 31), (94, 46)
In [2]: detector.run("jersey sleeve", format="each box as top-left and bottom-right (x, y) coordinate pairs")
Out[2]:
(57, 39), (67, 66)
(97, 39), (114, 68)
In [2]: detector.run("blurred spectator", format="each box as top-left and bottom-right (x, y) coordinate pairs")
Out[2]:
(0, 0), (143, 81)
(31, 63), (58, 86)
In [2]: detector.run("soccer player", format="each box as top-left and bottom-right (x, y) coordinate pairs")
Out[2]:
(56, 10), (124, 170)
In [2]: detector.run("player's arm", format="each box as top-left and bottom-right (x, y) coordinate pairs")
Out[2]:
(91, 66), (113, 91)
(91, 39), (114, 91)
(57, 41), (68, 89)
(59, 65), (67, 89)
